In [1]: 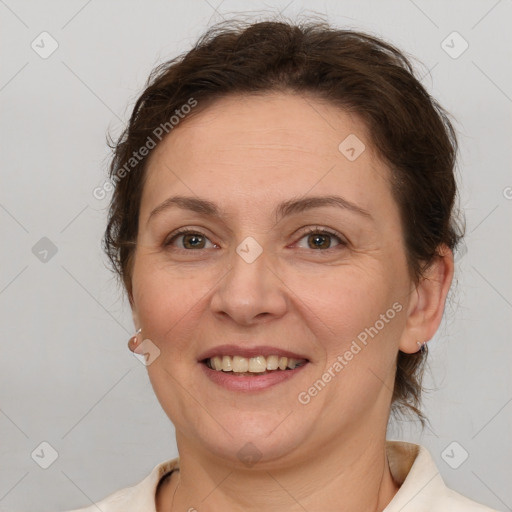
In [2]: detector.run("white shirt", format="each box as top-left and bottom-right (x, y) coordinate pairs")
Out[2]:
(65, 440), (498, 511)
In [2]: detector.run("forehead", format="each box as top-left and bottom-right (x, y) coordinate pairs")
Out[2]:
(149, 92), (373, 162)
(141, 92), (393, 219)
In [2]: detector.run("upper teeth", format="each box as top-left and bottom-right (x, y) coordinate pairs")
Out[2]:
(207, 355), (305, 372)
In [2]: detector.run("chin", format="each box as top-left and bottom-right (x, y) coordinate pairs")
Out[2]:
(201, 432), (306, 469)
(186, 408), (313, 467)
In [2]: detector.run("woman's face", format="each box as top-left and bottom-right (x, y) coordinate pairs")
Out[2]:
(131, 93), (416, 466)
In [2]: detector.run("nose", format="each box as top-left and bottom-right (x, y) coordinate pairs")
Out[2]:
(209, 241), (288, 326)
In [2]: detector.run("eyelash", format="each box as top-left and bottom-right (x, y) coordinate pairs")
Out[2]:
(164, 227), (347, 251)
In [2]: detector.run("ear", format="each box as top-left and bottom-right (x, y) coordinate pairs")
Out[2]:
(126, 278), (138, 326)
(399, 245), (454, 354)
(131, 303), (140, 332)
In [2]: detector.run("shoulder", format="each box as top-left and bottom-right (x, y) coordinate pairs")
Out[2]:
(384, 441), (498, 512)
(62, 458), (179, 512)
(435, 486), (498, 512)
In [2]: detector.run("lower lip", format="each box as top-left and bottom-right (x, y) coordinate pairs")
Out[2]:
(200, 362), (308, 391)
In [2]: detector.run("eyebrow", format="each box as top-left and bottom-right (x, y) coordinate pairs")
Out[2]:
(147, 194), (373, 226)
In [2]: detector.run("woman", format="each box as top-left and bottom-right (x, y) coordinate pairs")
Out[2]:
(68, 19), (497, 512)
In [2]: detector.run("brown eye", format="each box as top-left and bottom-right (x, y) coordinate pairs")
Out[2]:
(165, 230), (214, 250)
(307, 233), (332, 249)
(181, 233), (206, 249)
(296, 228), (346, 250)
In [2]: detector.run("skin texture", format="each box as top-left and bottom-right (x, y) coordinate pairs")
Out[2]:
(129, 92), (454, 511)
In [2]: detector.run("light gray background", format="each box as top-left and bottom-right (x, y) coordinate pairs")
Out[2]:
(1, 1), (511, 511)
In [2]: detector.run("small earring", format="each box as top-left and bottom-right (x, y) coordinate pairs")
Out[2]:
(416, 341), (427, 354)
(128, 328), (142, 352)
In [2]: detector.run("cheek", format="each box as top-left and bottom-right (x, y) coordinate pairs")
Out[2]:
(297, 262), (405, 370)
(132, 257), (187, 342)
(308, 264), (391, 328)
(131, 253), (222, 356)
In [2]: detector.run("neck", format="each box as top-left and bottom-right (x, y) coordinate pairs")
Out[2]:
(160, 431), (400, 512)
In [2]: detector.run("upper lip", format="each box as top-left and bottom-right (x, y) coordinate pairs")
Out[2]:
(197, 344), (310, 362)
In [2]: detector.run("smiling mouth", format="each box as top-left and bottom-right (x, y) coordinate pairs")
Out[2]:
(203, 355), (308, 375)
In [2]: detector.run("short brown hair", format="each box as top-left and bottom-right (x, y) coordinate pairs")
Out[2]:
(104, 19), (463, 425)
